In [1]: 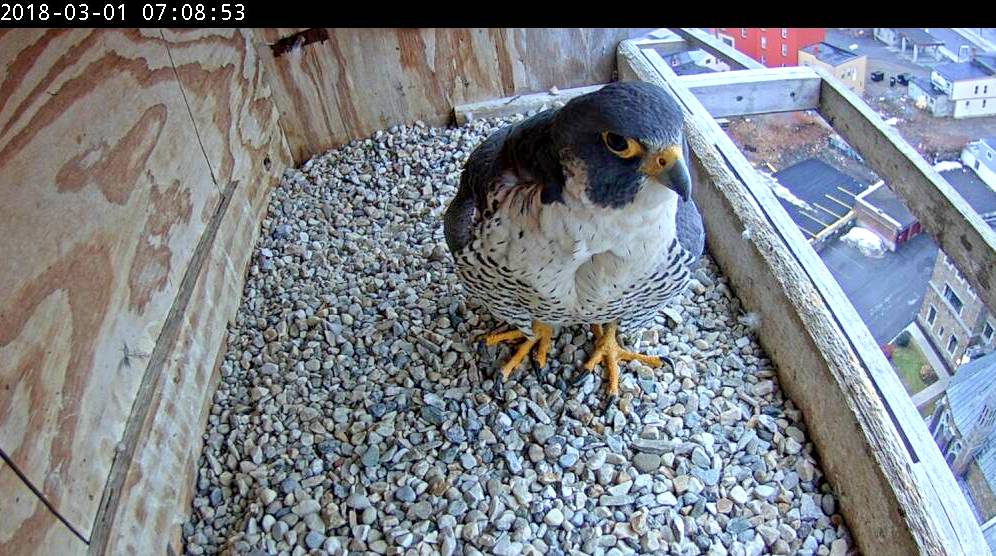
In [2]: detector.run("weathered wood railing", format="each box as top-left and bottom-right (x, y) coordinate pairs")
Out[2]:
(617, 33), (992, 555)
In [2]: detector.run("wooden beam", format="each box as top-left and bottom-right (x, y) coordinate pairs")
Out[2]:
(453, 84), (605, 125)
(816, 66), (996, 317)
(619, 39), (988, 555)
(675, 64), (823, 117)
(454, 63), (821, 126)
(827, 195), (854, 211)
(631, 37), (690, 55)
(668, 27), (765, 70)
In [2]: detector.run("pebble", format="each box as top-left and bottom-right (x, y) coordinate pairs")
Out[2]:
(633, 453), (661, 473)
(544, 508), (565, 527)
(181, 115), (851, 556)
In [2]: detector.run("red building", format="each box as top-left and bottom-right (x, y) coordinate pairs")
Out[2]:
(713, 28), (826, 67)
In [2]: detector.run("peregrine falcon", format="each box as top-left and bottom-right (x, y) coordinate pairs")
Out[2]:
(444, 81), (704, 397)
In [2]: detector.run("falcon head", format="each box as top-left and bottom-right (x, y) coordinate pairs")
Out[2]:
(552, 81), (691, 208)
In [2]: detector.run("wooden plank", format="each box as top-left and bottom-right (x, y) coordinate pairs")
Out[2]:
(816, 66), (996, 321)
(0, 29), (221, 538)
(632, 37), (690, 55)
(620, 39), (979, 555)
(454, 84), (604, 125)
(0, 463), (87, 555)
(668, 27), (765, 70)
(675, 65), (822, 117)
(256, 28), (643, 163)
(456, 64), (822, 123)
(90, 29), (291, 555)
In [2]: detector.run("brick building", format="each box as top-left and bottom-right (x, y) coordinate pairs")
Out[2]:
(916, 169), (996, 368)
(713, 28), (825, 68)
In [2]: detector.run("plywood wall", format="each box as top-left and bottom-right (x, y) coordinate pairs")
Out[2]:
(254, 28), (646, 163)
(0, 28), (290, 553)
(0, 27), (629, 553)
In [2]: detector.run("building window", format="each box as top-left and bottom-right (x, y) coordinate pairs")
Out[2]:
(944, 284), (964, 315)
(984, 322), (994, 342)
(782, 43), (788, 56)
(760, 55), (767, 65)
(947, 335), (958, 354)
(966, 100), (971, 108)
(721, 35), (734, 47)
(741, 28), (747, 39)
(976, 85), (980, 95)
(985, 99), (988, 108)
(781, 28), (788, 38)
(928, 305), (937, 325)
(985, 85), (989, 94)
(761, 36), (767, 49)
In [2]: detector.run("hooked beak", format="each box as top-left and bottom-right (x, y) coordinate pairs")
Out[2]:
(641, 144), (692, 202)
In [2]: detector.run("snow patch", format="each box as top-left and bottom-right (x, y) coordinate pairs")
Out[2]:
(883, 117), (899, 126)
(759, 172), (814, 211)
(849, 44), (859, 51)
(933, 160), (963, 172)
(842, 226), (887, 258)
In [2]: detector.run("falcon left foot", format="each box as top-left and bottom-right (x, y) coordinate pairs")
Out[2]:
(484, 320), (554, 380)
(584, 322), (662, 397)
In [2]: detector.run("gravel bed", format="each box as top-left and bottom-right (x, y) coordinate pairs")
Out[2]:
(182, 115), (855, 556)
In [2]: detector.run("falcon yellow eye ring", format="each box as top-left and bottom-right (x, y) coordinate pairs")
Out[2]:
(602, 131), (643, 159)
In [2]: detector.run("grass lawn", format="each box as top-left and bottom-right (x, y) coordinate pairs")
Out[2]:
(890, 343), (934, 396)
(918, 397), (938, 419)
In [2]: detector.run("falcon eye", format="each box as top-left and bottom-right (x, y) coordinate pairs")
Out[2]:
(602, 131), (642, 159)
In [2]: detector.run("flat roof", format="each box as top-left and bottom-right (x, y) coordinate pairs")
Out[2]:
(910, 76), (946, 99)
(800, 42), (859, 66)
(863, 184), (917, 227)
(896, 28), (944, 46)
(772, 158), (868, 234)
(941, 167), (996, 217)
(934, 61), (993, 82)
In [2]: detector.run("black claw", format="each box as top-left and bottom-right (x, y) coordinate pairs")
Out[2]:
(530, 358), (548, 382)
(603, 393), (618, 412)
(660, 356), (676, 371)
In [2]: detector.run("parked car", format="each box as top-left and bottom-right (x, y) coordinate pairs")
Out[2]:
(870, 70), (884, 82)
(889, 76), (896, 87)
(896, 73), (912, 86)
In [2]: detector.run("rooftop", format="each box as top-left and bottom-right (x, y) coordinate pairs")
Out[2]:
(910, 76), (946, 99)
(896, 28), (945, 47)
(947, 352), (996, 437)
(863, 183), (917, 227)
(934, 60), (995, 82)
(659, 49), (720, 75)
(800, 42), (860, 66)
(772, 158), (867, 234)
(941, 168), (996, 217)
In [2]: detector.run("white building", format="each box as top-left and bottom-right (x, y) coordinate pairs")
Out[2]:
(931, 55), (996, 119)
(963, 137), (996, 189)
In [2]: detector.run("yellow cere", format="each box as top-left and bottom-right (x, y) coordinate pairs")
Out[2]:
(640, 144), (682, 177)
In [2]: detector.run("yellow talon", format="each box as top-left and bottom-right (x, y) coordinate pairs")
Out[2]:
(484, 321), (554, 380)
(584, 322), (662, 396)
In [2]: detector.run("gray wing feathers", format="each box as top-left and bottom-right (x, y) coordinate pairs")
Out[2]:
(676, 197), (704, 261)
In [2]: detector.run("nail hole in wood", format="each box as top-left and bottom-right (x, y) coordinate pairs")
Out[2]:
(271, 29), (329, 58)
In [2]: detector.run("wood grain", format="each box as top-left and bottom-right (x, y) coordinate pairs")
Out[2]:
(0, 29), (220, 539)
(93, 29), (291, 554)
(618, 40), (980, 555)
(0, 462), (87, 555)
(254, 28), (645, 163)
